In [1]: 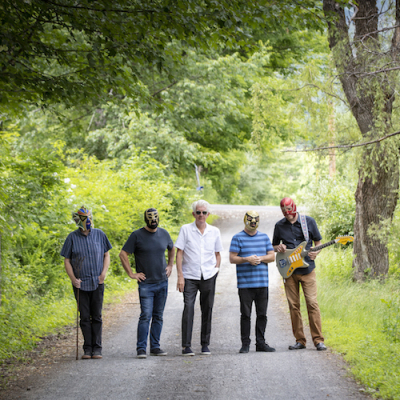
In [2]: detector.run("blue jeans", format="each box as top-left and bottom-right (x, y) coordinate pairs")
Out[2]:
(137, 280), (168, 351)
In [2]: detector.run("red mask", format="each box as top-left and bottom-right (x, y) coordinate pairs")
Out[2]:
(280, 197), (297, 216)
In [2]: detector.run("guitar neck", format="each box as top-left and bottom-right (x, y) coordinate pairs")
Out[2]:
(304, 240), (336, 255)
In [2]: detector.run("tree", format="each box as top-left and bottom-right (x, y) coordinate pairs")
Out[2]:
(323, 0), (400, 279)
(0, 0), (322, 115)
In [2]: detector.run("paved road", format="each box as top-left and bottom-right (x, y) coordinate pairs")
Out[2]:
(5, 206), (369, 400)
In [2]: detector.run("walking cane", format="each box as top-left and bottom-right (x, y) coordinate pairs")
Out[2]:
(74, 257), (84, 360)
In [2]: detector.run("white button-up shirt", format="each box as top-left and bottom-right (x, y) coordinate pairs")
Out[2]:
(175, 221), (223, 280)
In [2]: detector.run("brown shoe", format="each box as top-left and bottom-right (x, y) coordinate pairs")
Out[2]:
(92, 353), (102, 359)
(81, 353), (91, 359)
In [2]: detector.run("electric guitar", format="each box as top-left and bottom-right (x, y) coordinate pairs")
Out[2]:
(276, 236), (353, 278)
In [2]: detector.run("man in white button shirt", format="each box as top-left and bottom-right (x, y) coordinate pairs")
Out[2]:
(175, 200), (223, 356)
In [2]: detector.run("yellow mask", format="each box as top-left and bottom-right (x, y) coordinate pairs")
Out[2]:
(244, 211), (259, 231)
(144, 208), (159, 229)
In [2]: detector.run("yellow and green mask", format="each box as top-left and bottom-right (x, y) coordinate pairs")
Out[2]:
(244, 211), (259, 232)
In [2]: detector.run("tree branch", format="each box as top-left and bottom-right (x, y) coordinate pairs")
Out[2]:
(282, 129), (400, 152)
(39, 0), (157, 14)
(152, 81), (179, 96)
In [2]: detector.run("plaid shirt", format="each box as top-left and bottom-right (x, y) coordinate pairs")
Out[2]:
(61, 228), (112, 291)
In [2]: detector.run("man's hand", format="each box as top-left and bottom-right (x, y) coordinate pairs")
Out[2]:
(132, 272), (146, 282)
(99, 273), (106, 284)
(166, 265), (173, 278)
(275, 244), (287, 253)
(247, 255), (261, 266)
(177, 276), (185, 292)
(72, 278), (82, 288)
(308, 251), (319, 260)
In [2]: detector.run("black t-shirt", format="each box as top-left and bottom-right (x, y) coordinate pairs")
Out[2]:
(272, 215), (322, 275)
(122, 227), (174, 284)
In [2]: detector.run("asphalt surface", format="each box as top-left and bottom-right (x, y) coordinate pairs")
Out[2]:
(4, 205), (370, 400)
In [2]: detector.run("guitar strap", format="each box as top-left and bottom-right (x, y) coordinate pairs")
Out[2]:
(299, 214), (309, 243)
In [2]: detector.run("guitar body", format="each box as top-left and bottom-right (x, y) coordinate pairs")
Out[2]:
(276, 241), (309, 278)
(275, 236), (354, 279)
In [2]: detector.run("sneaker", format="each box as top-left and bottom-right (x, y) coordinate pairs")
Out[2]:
(239, 344), (250, 353)
(81, 352), (92, 360)
(137, 349), (147, 359)
(150, 348), (168, 356)
(256, 343), (276, 352)
(182, 347), (195, 356)
(201, 346), (211, 355)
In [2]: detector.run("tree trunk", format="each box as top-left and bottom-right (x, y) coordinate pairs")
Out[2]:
(0, 234), (2, 306)
(323, 0), (400, 280)
(353, 155), (399, 279)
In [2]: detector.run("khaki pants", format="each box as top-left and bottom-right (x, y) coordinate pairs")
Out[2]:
(284, 270), (324, 347)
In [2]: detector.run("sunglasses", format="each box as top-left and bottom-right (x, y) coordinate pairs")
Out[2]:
(196, 211), (208, 215)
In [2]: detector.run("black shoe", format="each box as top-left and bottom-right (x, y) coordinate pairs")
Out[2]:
(81, 352), (92, 360)
(239, 344), (249, 353)
(201, 346), (211, 355)
(137, 349), (147, 359)
(150, 348), (168, 356)
(316, 342), (327, 351)
(288, 342), (306, 350)
(256, 343), (276, 352)
(182, 347), (195, 356)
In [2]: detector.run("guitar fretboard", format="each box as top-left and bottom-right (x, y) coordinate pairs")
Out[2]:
(306, 240), (336, 254)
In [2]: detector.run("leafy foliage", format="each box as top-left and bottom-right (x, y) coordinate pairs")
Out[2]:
(0, 0), (324, 114)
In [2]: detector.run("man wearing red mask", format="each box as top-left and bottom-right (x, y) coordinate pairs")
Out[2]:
(272, 198), (327, 351)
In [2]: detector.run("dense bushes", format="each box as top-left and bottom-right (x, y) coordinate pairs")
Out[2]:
(0, 140), (194, 360)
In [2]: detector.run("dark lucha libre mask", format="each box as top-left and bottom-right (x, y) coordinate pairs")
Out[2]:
(280, 197), (297, 217)
(144, 208), (159, 229)
(244, 211), (259, 231)
(72, 206), (93, 231)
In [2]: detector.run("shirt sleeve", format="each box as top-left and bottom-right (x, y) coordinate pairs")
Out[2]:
(308, 217), (322, 242)
(102, 232), (112, 253)
(167, 232), (174, 250)
(265, 235), (274, 252)
(60, 233), (73, 258)
(229, 235), (240, 253)
(122, 231), (137, 254)
(174, 226), (186, 250)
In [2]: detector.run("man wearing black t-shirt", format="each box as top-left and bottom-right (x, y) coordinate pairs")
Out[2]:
(272, 198), (327, 351)
(119, 208), (175, 359)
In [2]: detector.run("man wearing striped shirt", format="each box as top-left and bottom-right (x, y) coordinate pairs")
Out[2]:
(61, 207), (112, 360)
(229, 211), (275, 354)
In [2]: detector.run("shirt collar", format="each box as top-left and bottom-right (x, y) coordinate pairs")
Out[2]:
(192, 221), (209, 234)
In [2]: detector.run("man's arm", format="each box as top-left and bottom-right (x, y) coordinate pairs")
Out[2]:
(119, 250), (146, 282)
(229, 252), (261, 266)
(166, 246), (175, 278)
(64, 258), (81, 288)
(215, 252), (221, 268)
(176, 248), (185, 292)
(309, 240), (322, 260)
(99, 251), (110, 284)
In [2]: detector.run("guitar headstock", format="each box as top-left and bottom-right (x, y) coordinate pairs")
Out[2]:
(335, 235), (354, 245)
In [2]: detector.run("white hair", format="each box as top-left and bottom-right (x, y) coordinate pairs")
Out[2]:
(191, 200), (210, 213)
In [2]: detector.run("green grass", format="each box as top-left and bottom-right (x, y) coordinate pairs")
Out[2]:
(315, 247), (400, 399)
(0, 275), (137, 362)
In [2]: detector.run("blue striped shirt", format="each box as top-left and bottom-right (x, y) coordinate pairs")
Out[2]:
(61, 228), (112, 291)
(229, 230), (274, 289)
